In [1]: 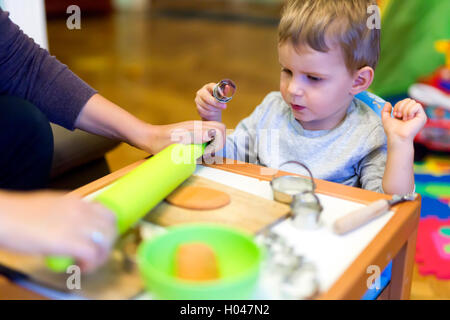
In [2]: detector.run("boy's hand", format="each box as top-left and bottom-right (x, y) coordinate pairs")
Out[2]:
(195, 83), (227, 122)
(381, 98), (427, 143)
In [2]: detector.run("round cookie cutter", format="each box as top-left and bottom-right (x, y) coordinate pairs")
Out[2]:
(212, 79), (237, 103)
(270, 161), (316, 204)
(270, 161), (323, 229)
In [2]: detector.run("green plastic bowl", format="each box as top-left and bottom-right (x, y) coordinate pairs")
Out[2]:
(137, 223), (264, 300)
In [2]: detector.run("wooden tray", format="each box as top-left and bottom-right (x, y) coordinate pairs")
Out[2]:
(146, 175), (291, 234)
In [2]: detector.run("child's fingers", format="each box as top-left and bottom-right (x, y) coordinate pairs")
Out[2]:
(381, 102), (392, 122)
(382, 101), (392, 113)
(195, 100), (213, 117)
(197, 104), (220, 120)
(196, 95), (224, 113)
(395, 98), (417, 119)
(195, 95), (214, 111)
(403, 99), (418, 120)
(404, 99), (426, 120)
(197, 104), (214, 116)
(201, 94), (227, 111)
(393, 99), (409, 118)
(204, 83), (217, 94)
(201, 91), (227, 109)
(405, 101), (422, 120)
(197, 85), (227, 109)
(197, 104), (214, 117)
(196, 91), (225, 110)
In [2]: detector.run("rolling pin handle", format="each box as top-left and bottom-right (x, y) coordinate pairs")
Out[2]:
(333, 199), (390, 235)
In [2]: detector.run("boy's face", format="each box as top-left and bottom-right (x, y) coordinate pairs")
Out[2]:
(278, 41), (356, 130)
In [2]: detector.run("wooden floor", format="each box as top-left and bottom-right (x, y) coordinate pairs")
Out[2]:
(46, 1), (449, 300)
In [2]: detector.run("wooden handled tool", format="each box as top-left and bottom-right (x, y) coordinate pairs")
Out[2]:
(333, 194), (417, 235)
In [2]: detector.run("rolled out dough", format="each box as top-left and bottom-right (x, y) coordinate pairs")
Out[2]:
(166, 186), (230, 210)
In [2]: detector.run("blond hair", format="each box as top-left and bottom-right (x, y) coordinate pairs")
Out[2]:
(278, 0), (380, 72)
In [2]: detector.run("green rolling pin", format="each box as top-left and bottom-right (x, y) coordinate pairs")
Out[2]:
(45, 143), (206, 272)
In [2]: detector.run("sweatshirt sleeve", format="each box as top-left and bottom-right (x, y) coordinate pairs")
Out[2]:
(357, 125), (387, 193)
(215, 92), (277, 163)
(0, 9), (97, 130)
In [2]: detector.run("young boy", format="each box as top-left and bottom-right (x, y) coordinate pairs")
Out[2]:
(195, 0), (427, 195)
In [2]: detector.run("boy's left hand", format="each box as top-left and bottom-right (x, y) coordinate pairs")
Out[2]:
(381, 98), (427, 143)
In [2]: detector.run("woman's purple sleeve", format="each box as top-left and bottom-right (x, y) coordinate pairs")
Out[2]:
(0, 9), (97, 130)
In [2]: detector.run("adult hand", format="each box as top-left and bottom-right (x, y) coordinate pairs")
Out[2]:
(0, 191), (117, 273)
(137, 120), (226, 156)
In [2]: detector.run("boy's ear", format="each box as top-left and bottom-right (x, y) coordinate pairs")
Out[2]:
(349, 66), (374, 95)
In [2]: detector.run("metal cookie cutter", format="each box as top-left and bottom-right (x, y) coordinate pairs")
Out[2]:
(257, 229), (319, 300)
(212, 79), (236, 103)
(270, 161), (323, 229)
(291, 191), (323, 230)
(270, 161), (316, 204)
(280, 261), (320, 300)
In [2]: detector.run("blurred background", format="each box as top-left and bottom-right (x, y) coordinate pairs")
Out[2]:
(1, 0), (449, 300)
(38, 0), (285, 171)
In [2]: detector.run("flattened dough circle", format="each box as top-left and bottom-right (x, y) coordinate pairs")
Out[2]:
(166, 186), (230, 210)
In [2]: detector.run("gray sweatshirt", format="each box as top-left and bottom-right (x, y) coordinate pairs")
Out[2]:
(218, 91), (387, 193)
